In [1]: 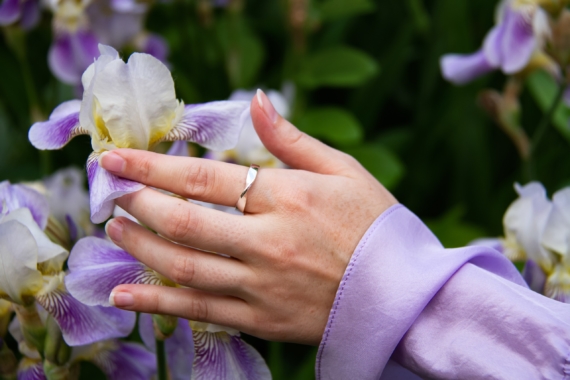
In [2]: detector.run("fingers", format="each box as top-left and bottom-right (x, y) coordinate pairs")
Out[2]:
(100, 149), (268, 211)
(110, 284), (252, 330)
(115, 187), (260, 258)
(252, 89), (360, 176)
(106, 217), (252, 296)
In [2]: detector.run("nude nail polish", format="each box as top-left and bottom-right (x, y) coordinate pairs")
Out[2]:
(110, 291), (134, 307)
(256, 89), (279, 124)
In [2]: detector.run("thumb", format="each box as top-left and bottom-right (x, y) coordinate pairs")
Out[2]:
(251, 89), (355, 175)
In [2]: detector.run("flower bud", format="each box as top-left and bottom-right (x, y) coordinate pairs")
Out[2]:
(0, 339), (17, 379)
(44, 316), (71, 366)
(13, 304), (46, 354)
(43, 360), (71, 380)
(152, 314), (178, 340)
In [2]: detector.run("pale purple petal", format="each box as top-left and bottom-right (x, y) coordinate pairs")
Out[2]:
(522, 259), (546, 293)
(49, 30), (100, 85)
(17, 358), (46, 380)
(88, 0), (144, 49)
(0, 0), (21, 25)
(499, 7), (536, 73)
(166, 141), (190, 157)
(35, 288), (136, 346)
(193, 331), (271, 380)
(440, 51), (495, 85)
(482, 24), (504, 68)
(86, 152), (145, 224)
(66, 237), (162, 306)
(468, 238), (504, 254)
(29, 100), (89, 151)
(0, 181), (49, 229)
(20, 0), (39, 30)
(164, 101), (250, 151)
(90, 341), (156, 380)
(139, 314), (194, 380)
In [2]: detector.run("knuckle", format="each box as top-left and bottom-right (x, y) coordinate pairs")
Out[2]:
(166, 207), (202, 241)
(284, 129), (306, 148)
(171, 255), (196, 285)
(189, 297), (209, 321)
(280, 178), (314, 212)
(183, 163), (216, 199)
(134, 155), (153, 183)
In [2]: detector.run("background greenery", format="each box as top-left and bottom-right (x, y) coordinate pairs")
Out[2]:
(2, 0), (569, 378)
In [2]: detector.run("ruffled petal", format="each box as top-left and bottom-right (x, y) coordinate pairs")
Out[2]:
(139, 314), (194, 380)
(192, 327), (270, 380)
(35, 287), (136, 346)
(92, 51), (183, 150)
(49, 30), (100, 85)
(66, 237), (165, 307)
(501, 6), (536, 73)
(76, 340), (156, 380)
(0, 181), (49, 229)
(86, 152), (145, 224)
(29, 100), (89, 151)
(468, 238), (504, 254)
(0, 0), (21, 25)
(0, 220), (43, 304)
(440, 51), (495, 85)
(17, 358), (46, 380)
(164, 101), (249, 151)
(20, 0), (40, 30)
(542, 188), (570, 257)
(1, 208), (68, 266)
(522, 259), (546, 293)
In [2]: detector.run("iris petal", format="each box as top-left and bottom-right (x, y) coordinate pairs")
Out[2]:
(0, 0), (21, 26)
(86, 152), (145, 224)
(0, 181), (49, 229)
(66, 237), (165, 307)
(440, 51), (495, 85)
(522, 259), (546, 293)
(499, 6), (536, 73)
(36, 287), (136, 346)
(17, 358), (45, 380)
(48, 30), (100, 86)
(19, 0), (39, 30)
(192, 328), (270, 380)
(164, 101), (249, 151)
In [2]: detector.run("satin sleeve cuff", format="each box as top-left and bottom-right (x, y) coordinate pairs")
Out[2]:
(315, 204), (537, 380)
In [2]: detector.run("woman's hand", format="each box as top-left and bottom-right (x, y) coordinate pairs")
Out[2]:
(101, 90), (397, 345)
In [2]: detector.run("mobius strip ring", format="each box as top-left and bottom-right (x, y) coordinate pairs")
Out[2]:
(236, 164), (260, 213)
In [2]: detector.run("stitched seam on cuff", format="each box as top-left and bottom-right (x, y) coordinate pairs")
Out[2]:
(315, 204), (404, 380)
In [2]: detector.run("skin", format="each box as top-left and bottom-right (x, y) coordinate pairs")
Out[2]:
(102, 90), (398, 346)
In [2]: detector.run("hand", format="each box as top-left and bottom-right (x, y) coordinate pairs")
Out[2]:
(101, 90), (398, 345)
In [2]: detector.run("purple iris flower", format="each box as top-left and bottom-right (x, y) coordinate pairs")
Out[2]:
(0, 182), (135, 346)
(30, 45), (249, 223)
(0, 0), (40, 29)
(66, 238), (271, 378)
(49, 28), (100, 86)
(440, 1), (550, 84)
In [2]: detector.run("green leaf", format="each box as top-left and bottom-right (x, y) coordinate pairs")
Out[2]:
(343, 145), (405, 189)
(296, 46), (379, 88)
(526, 70), (570, 143)
(317, 0), (376, 21)
(425, 207), (488, 248)
(298, 107), (363, 146)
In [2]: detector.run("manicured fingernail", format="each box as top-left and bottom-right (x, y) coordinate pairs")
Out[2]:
(99, 151), (126, 173)
(256, 89), (279, 124)
(110, 291), (134, 307)
(105, 218), (124, 243)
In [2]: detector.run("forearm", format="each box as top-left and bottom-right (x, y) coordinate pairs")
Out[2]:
(317, 205), (570, 380)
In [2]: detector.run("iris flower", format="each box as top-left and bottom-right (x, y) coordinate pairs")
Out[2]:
(205, 88), (290, 168)
(30, 45), (249, 223)
(66, 237), (271, 379)
(0, 182), (135, 346)
(440, 0), (552, 84)
(0, 0), (39, 29)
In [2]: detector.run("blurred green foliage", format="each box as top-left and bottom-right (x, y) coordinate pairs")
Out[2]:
(2, 0), (570, 378)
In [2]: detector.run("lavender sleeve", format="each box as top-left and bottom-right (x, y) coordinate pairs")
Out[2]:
(316, 204), (570, 380)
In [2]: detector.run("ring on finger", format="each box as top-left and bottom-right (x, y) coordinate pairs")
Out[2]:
(236, 164), (260, 213)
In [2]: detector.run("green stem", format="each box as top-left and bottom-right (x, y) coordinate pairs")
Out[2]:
(268, 341), (284, 380)
(526, 80), (566, 181)
(156, 338), (168, 380)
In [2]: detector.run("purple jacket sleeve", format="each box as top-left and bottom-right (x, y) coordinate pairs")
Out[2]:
(316, 204), (570, 380)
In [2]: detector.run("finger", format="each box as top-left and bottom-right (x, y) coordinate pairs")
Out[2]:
(106, 217), (253, 296)
(115, 187), (261, 258)
(100, 149), (270, 210)
(252, 89), (361, 176)
(110, 284), (252, 330)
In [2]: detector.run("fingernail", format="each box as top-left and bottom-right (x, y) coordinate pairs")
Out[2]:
(99, 151), (126, 173)
(105, 218), (124, 243)
(256, 89), (279, 124)
(109, 291), (134, 307)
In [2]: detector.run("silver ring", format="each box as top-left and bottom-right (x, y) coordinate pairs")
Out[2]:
(236, 164), (260, 213)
